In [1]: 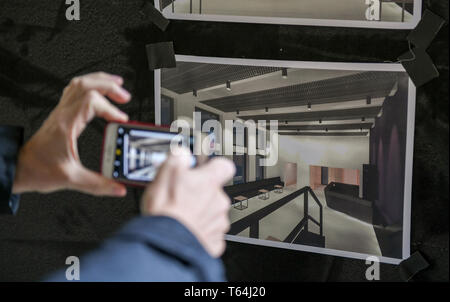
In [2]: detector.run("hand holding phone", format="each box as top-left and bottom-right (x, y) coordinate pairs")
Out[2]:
(12, 72), (130, 197)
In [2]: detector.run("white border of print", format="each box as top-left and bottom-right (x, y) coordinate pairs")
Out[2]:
(154, 55), (415, 265)
(154, 1), (422, 30)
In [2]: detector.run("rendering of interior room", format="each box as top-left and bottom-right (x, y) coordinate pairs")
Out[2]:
(158, 0), (415, 23)
(158, 58), (413, 261)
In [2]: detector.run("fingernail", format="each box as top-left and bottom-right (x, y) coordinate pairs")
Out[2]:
(119, 87), (131, 100)
(113, 185), (126, 196)
(119, 111), (129, 121)
(112, 75), (123, 84)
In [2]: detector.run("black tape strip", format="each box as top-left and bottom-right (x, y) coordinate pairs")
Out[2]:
(146, 41), (176, 70)
(407, 10), (445, 49)
(398, 251), (430, 281)
(142, 3), (170, 31)
(399, 48), (439, 87)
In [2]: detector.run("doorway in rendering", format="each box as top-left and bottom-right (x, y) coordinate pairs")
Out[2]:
(310, 165), (360, 190)
(233, 153), (247, 184)
(283, 162), (297, 187)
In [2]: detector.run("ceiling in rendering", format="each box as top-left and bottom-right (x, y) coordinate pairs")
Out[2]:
(240, 106), (382, 123)
(161, 61), (405, 136)
(201, 71), (398, 112)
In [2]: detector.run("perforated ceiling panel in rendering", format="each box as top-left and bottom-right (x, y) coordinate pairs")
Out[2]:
(201, 71), (399, 112)
(161, 62), (281, 94)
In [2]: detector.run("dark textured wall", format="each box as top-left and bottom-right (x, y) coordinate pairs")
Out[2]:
(0, 0), (448, 281)
(370, 74), (409, 227)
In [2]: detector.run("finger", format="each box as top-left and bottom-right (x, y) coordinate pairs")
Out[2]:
(204, 200), (230, 232)
(194, 157), (235, 186)
(197, 191), (231, 227)
(214, 239), (226, 258)
(203, 191), (230, 215)
(73, 74), (131, 104)
(101, 73), (124, 85)
(145, 146), (192, 192)
(167, 146), (193, 170)
(69, 165), (127, 197)
(204, 236), (228, 257)
(85, 72), (124, 85)
(89, 91), (129, 122)
(157, 146), (192, 178)
(217, 191), (232, 214)
(205, 215), (230, 238)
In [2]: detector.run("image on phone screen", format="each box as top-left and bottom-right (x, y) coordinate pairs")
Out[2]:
(112, 125), (185, 183)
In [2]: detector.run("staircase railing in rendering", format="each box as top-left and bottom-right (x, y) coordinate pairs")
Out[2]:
(228, 186), (324, 247)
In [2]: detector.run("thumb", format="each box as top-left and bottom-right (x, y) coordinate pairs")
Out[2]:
(194, 157), (235, 187)
(153, 146), (193, 181)
(70, 165), (127, 197)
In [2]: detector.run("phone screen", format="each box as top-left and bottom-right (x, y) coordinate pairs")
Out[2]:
(111, 125), (192, 183)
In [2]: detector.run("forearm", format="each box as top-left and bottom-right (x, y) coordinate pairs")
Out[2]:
(44, 216), (226, 282)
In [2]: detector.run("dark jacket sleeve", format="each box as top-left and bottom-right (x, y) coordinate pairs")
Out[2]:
(44, 216), (226, 282)
(0, 125), (23, 215)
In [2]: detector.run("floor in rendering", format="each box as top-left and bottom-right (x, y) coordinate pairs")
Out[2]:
(229, 185), (382, 256)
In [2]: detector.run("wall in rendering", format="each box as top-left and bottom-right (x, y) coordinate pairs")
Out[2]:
(267, 135), (370, 190)
(369, 75), (409, 226)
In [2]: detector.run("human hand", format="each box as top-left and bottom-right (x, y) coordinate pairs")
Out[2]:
(140, 148), (235, 258)
(12, 72), (131, 197)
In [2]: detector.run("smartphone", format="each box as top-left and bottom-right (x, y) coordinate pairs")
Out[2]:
(101, 122), (194, 186)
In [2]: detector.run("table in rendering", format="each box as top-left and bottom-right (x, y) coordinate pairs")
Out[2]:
(233, 195), (248, 210)
(258, 189), (270, 200)
(274, 185), (283, 193)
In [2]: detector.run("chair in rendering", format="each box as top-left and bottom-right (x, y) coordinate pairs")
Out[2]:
(258, 189), (269, 200)
(274, 184), (283, 193)
(233, 195), (249, 210)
